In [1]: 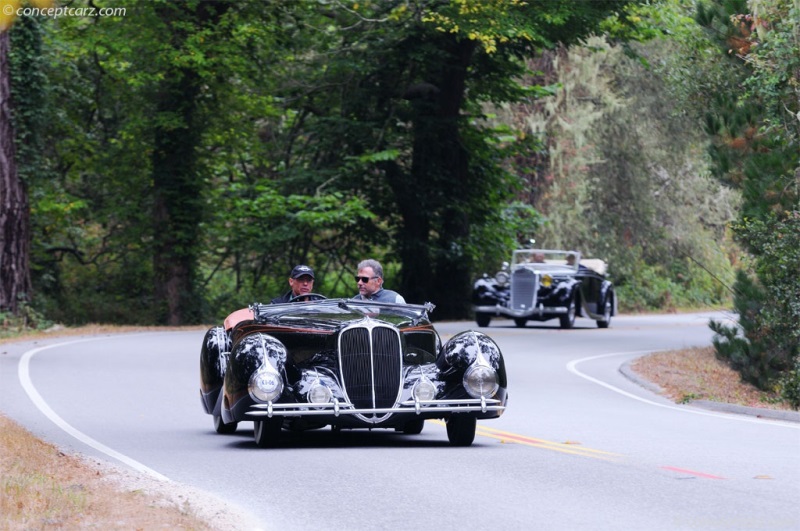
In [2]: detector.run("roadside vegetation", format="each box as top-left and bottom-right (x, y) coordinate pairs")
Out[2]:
(0, 413), (215, 530)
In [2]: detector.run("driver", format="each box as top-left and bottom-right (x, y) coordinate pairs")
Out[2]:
(270, 265), (316, 303)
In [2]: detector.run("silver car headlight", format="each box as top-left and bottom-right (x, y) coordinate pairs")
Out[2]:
(249, 369), (284, 403)
(495, 271), (509, 286)
(308, 382), (332, 404)
(463, 364), (499, 399)
(413, 378), (437, 401)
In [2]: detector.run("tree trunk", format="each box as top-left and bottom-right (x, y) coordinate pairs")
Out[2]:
(151, 1), (229, 325)
(399, 36), (475, 318)
(151, 67), (202, 325)
(0, 30), (32, 315)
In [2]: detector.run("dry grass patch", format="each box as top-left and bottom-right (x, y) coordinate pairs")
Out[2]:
(631, 346), (791, 410)
(1, 323), (210, 344)
(0, 414), (215, 530)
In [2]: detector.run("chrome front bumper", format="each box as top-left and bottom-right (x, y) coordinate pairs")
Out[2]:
(247, 396), (506, 418)
(473, 304), (569, 318)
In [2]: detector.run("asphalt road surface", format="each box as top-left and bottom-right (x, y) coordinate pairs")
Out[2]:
(2, 311), (798, 530)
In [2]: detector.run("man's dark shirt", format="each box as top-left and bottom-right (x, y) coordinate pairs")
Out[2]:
(270, 291), (294, 304)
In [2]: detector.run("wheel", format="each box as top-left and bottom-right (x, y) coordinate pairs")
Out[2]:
(288, 293), (327, 302)
(597, 296), (612, 328)
(213, 414), (238, 434)
(402, 418), (425, 435)
(475, 313), (491, 327)
(559, 294), (577, 329)
(513, 318), (527, 328)
(446, 415), (476, 446)
(253, 417), (283, 448)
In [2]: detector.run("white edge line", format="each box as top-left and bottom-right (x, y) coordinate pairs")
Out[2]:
(19, 338), (171, 482)
(567, 350), (800, 429)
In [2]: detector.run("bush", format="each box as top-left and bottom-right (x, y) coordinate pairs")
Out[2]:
(780, 356), (800, 410)
(0, 302), (54, 339)
(710, 269), (796, 391)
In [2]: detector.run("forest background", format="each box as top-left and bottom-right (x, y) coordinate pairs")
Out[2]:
(0, 0), (798, 401)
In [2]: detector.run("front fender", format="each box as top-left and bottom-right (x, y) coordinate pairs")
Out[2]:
(472, 276), (509, 305)
(223, 333), (289, 420)
(199, 326), (230, 414)
(436, 331), (507, 387)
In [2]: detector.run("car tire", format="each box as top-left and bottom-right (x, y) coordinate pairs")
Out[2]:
(559, 294), (577, 329)
(213, 414), (238, 435)
(253, 417), (283, 448)
(597, 296), (612, 328)
(513, 318), (527, 328)
(402, 418), (425, 435)
(475, 313), (491, 327)
(446, 415), (476, 446)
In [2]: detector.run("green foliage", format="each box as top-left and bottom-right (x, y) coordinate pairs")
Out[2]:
(615, 249), (734, 312)
(500, 31), (740, 312)
(736, 214), (800, 344)
(780, 356), (800, 410)
(714, 214), (800, 392)
(710, 270), (792, 390)
(0, 301), (54, 339)
(15, 0), (681, 324)
(695, 0), (799, 390)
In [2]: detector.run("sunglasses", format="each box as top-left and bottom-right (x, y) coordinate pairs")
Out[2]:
(355, 276), (379, 283)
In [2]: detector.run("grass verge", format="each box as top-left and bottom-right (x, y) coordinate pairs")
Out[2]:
(0, 414), (212, 530)
(631, 345), (792, 410)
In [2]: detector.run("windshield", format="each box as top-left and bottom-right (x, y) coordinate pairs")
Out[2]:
(512, 249), (580, 271)
(252, 299), (433, 324)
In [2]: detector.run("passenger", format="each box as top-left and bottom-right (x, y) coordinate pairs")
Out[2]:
(271, 265), (316, 303)
(566, 253), (589, 272)
(352, 259), (406, 303)
(531, 252), (546, 263)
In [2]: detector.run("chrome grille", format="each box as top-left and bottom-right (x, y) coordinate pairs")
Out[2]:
(338, 323), (403, 416)
(511, 268), (538, 311)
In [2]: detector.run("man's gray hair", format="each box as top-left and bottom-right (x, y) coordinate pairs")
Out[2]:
(357, 259), (384, 279)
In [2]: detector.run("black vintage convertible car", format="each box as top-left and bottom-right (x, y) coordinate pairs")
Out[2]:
(472, 249), (616, 329)
(200, 298), (507, 447)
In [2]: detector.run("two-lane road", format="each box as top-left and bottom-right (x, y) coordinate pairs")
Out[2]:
(2, 312), (798, 530)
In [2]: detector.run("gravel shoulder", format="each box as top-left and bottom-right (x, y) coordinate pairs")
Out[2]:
(626, 345), (799, 422)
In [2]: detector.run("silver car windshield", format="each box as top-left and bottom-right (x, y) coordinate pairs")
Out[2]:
(512, 249), (580, 272)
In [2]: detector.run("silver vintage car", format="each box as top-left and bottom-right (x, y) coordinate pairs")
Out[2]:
(472, 249), (616, 329)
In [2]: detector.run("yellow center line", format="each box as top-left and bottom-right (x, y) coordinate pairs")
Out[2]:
(430, 420), (622, 461)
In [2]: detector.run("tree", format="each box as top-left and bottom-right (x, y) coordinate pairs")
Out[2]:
(696, 0), (799, 393)
(270, 0), (638, 317)
(0, 28), (32, 315)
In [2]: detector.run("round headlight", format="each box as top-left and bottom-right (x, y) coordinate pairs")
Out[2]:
(541, 274), (552, 288)
(495, 271), (509, 285)
(413, 379), (436, 402)
(308, 382), (332, 404)
(249, 370), (283, 403)
(463, 365), (499, 399)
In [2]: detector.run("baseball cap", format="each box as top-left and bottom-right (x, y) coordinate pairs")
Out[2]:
(290, 265), (315, 279)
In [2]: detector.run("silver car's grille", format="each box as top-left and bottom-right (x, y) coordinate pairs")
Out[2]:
(338, 324), (403, 414)
(511, 268), (538, 311)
